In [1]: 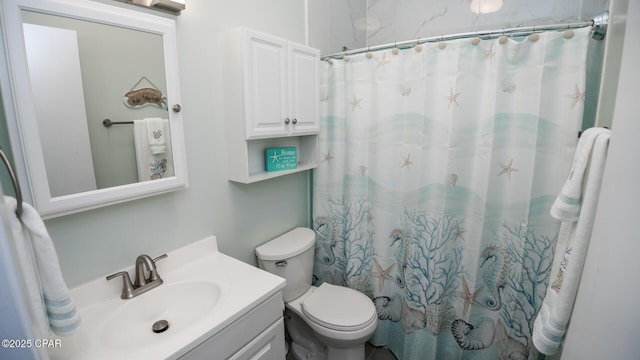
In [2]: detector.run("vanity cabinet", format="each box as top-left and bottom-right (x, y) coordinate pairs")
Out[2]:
(179, 292), (286, 360)
(224, 27), (320, 183)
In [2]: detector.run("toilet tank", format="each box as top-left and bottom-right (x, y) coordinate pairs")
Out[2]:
(255, 227), (315, 302)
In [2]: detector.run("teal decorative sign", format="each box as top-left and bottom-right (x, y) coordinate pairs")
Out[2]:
(265, 147), (297, 172)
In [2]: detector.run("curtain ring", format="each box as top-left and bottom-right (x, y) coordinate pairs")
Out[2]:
(366, 46), (373, 59)
(414, 39), (423, 52)
(564, 27), (575, 39)
(438, 34), (446, 49)
(498, 28), (508, 44)
(392, 41), (399, 55)
(529, 26), (540, 42)
(471, 30), (481, 45)
(343, 51), (350, 62)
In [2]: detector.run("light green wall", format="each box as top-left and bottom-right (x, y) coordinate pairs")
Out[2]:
(40, 0), (309, 287)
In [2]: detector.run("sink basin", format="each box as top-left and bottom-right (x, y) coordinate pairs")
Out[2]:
(99, 281), (221, 352)
(47, 236), (286, 360)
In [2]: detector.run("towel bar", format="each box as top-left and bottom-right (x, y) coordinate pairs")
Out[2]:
(103, 118), (134, 127)
(0, 146), (22, 218)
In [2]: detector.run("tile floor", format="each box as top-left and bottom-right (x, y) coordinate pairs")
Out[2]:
(285, 342), (398, 360)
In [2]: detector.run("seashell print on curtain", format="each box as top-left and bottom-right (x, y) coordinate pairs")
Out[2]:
(312, 27), (591, 360)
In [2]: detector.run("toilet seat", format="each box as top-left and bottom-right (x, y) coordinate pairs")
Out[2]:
(301, 283), (376, 332)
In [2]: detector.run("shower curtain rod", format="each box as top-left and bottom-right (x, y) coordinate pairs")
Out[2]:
(321, 11), (608, 60)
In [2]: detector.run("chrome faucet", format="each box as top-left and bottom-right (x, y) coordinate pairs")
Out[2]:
(106, 253), (167, 299)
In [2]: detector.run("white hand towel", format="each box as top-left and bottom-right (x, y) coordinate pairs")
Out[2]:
(133, 118), (174, 181)
(532, 128), (611, 355)
(5, 196), (80, 336)
(145, 117), (167, 155)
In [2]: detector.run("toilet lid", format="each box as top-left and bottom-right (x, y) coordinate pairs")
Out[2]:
(301, 283), (376, 331)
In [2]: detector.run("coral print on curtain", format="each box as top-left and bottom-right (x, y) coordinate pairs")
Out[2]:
(312, 27), (591, 360)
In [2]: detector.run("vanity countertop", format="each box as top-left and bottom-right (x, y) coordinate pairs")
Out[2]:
(47, 236), (285, 359)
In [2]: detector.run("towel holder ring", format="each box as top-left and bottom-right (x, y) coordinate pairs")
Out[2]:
(0, 146), (22, 218)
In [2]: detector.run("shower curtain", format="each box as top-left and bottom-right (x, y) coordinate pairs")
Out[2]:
(312, 27), (591, 360)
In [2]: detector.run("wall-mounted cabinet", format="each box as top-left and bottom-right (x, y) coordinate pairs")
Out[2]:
(224, 27), (320, 183)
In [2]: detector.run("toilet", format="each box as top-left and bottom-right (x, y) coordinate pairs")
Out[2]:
(256, 227), (378, 360)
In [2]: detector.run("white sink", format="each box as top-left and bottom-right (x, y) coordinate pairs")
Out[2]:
(47, 236), (286, 360)
(100, 281), (221, 352)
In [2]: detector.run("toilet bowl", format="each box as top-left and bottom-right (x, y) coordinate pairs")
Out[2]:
(256, 227), (378, 360)
(288, 284), (378, 358)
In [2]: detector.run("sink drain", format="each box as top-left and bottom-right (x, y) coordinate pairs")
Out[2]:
(152, 320), (169, 333)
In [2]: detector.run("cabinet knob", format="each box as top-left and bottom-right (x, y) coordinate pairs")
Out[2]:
(292, 118), (298, 125)
(172, 104), (182, 112)
(284, 118), (290, 124)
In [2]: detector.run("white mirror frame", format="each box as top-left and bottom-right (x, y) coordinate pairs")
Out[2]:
(0, 0), (188, 219)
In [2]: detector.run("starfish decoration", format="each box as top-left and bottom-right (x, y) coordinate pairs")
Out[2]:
(376, 52), (391, 70)
(569, 84), (585, 109)
(350, 94), (363, 112)
(401, 153), (413, 170)
(458, 276), (482, 316)
(482, 43), (496, 63)
(497, 158), (518, 180)
(269, 152), (281, 163)
(321, 150), (335, 164)
(372, 258), (395, 291)
(447, 87), (461, 108)
(366, 211), (374, 224)
(453, 224), (466, 240)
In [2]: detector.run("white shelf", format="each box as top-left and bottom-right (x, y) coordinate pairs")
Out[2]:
(227, 135), (318, 184)
(223, 27), (320, 184)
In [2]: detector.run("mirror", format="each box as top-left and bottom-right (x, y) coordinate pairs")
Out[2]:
(0, 0), (187, 218)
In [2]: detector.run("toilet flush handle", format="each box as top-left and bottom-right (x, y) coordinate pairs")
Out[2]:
(275, 260), (287, 267)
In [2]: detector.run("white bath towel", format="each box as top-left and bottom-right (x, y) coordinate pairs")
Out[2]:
(133, 118), (174, 181)
(532, 127), (611, 355)
(5, 196), (80, 336)
(549, 128), (608, 221)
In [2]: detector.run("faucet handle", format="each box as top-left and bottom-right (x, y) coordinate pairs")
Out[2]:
(148, 254), (168, 282)
(106, 271), (135, 299)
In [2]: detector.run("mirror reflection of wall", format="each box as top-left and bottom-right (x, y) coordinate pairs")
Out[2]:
(21, 10), (172, 195)
(23, 22), (96, 197)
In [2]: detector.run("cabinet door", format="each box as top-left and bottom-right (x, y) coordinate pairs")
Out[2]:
(228, 319), (285, 360)
(177, 293), (284, 359)
(288, 42), (319, 135)
(245, 30), (289, 139)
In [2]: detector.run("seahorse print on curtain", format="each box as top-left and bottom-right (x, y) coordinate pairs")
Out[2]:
(313, 27), (591, 360)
